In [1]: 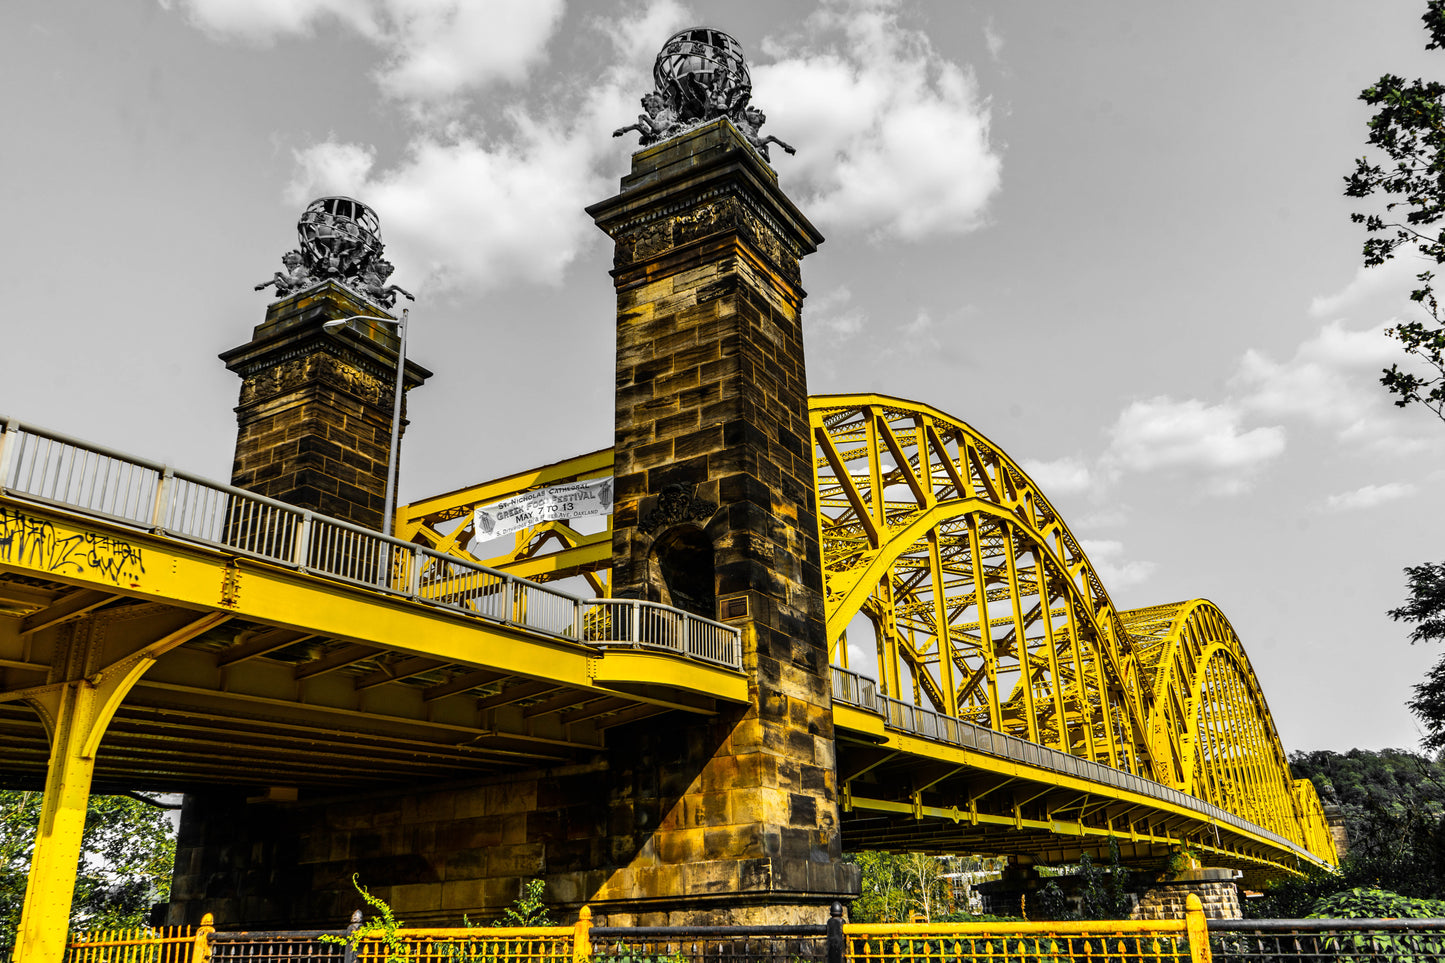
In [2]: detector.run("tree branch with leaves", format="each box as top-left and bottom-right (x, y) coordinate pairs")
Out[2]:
(1346, 0), (1445, 421)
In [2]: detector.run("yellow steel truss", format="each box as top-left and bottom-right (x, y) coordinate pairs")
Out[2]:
(1124, 600), (1340, 863)
(396, 448), (614, 595)
(810, 395), (1148, 776)
(392, 393), (1337, 871)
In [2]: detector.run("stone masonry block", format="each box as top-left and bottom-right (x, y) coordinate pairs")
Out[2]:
(390, 882), (443, 915)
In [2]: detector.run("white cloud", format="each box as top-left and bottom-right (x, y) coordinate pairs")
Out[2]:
(1073, 507), (1128, 530)
(1020, 456), (1093, 496)
(286, 109), (617, 293)
(168, 0), (565, 106)
(1103, 396), (1285, 495)
(1079, 539), (1157, 591)
(903, 309), (934, 337)
(1233, 320), (1432, 454)
(596, 0), (692, 66)
(755, 0), (1002, 241)
(164, 0), (380, 45)
(273, 2), (689, 296)
(805, 286), (867, 340)
(375, 1), (565, 104)
(1308, 258), (1419, 322)
(983, 20), (1004, 62)
(1320, 482), (1418, 513)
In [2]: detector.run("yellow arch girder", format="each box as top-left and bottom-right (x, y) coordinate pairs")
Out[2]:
(395, 392), (1338, 868)
(1123, 599), (1338, 863)
(811, 395), (1151, 777)
(810, 394), (1336, 867)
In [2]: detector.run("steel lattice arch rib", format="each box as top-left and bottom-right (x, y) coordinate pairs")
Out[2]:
(393, 392), (1340, 875)
(809, 394), (1337, 865)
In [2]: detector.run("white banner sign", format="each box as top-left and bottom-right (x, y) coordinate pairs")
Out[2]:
(473, 477), (614, 540)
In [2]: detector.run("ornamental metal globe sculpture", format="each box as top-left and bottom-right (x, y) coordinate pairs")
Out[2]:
(613, 26), (795, 163)
(297, 196), (382, 280)
(653, 27), (752, 124)
(254, 196), (414, 309)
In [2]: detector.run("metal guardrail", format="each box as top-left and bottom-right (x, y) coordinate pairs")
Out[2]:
(844, 923), (1198, 963)
(63, 908), (1445, 963)
(209, 930), (345, 963)
(590, 924), (828, 963)
(829, 665), (1320, 866)
(1209, 918), (1445, 961)
(581, 597), (740, 668)
(0, 418), (740, 670)
(53, 901), (1217, 963)
(64, 924), (207, 963)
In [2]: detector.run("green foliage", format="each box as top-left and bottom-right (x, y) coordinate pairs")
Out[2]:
(1249, 866), (1354, 921)
(1345, 1), (1445, 421)
(1249, 749), (1445, 916)
(320, 875), (410, 963)
(1307, 889), (1445, 962)
(1290, 748), (1445, 839)
(321, 876), (565, 963)
(0, 790), (176, 943)
(1308, 886), (1445, 919)
(493, 878), (552, 927)
(589, 950), (686, 963)
(1028, 840), (1131, 922)
(1033, 879), (1069, 922)
(846, 851), (955, 923)
(1388, 563), (1445, 751)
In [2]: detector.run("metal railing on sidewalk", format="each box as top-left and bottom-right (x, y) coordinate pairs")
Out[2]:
(0, 417), (740, 670)
(829, 664), (1318, 865)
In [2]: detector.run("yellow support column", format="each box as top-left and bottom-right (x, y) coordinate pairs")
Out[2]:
(14, 677), (101, 963)
(12, 611), (228, 963)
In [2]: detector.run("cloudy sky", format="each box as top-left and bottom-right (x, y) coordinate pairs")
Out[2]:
(5, 0), (1445, 754)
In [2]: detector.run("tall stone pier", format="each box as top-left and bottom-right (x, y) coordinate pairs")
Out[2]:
(168, 121), (856, 930)
(585, 118), (857, 923)
(220, 281), (431, 531)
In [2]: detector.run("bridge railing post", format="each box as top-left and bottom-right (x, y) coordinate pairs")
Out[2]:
(150, 467), (176, 532)
(407, 545), (424, 597)
(293, 511), (312, 568)
(0, 419), (15, 491)
(631, 599), (642, 647)
(500, 575), (515, 625)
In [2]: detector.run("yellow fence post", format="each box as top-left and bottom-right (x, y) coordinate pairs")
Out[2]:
(572, 905), (592, 963)
(1184, 893), (1212, 963)
(191, 913), (215, 963)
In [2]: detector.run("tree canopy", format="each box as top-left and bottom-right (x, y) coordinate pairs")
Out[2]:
(1253, 750), (1445, 917)
(1347, 0), (1445, 420)
(0, 790), (177, 943)
(1387, 562), (1445, 750)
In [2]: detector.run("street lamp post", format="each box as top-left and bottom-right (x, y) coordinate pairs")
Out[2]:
(321, 308), (408, 538)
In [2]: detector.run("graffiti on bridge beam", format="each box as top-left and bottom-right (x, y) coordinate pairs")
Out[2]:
(0, 507), (145, 584)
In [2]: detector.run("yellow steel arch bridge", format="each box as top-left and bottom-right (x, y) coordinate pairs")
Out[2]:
(399, 393), (1337, 882)
(1, 392), (1335, 946)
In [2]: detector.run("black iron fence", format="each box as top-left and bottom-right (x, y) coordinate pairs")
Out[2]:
(34, 911), (1445, 963)
(589, 924), (829, 963)
(1209, 918), (1445, 962)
